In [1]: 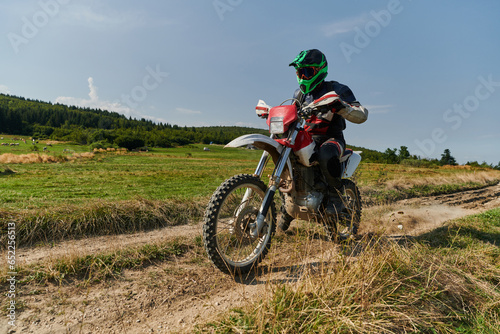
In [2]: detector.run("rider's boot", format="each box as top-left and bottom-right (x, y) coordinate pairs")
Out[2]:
(325, 177), (344, 216)
(325, 194), (344, 216)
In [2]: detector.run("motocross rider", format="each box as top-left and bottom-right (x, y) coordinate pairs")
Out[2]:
(289, 49), (368, 215)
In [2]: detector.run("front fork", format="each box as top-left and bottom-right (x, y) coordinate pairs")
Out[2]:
(250, 146), (292, 238)
(237, 135), (274, 215)
(249, 126), (301, 239)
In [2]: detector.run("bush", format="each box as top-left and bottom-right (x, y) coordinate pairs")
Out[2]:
(114, 135), (145, 151)
(401, 158), (439, 168)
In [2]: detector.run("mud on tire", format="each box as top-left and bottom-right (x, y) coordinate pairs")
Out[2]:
(203, 174), (276, 275)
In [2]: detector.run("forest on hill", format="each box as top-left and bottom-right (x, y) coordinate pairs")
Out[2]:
(0, 93), (268, 149)
(1, 93), (497, 168)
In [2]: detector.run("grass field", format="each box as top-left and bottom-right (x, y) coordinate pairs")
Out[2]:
(1, 135), (499, 247)
(1, 134), (498, 211)
(0, 138), (266, 210)
(1, 135), (500, 333)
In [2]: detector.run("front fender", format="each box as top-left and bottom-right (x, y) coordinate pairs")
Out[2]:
(225, 134), (293, 179)
(225, 134), (281, 155)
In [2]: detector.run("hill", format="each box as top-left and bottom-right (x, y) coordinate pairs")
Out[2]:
(0, 93), (269, 149)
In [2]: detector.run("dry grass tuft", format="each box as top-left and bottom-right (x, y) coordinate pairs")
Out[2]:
(0, 198), (205, 248)
(360, 169), (500, 206)
(384, 170), (500, 191)
(0, 152), (95, 164)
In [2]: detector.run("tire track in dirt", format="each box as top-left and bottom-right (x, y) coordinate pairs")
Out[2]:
(2, 183), (499, 333)
(14, 223), (202, 267)
(361, 183), (500, 236)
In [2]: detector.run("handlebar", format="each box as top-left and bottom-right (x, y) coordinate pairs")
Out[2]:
(298, 106), (315, 119)
(298, 99), (345, 119)
(257, 96), (345, 120)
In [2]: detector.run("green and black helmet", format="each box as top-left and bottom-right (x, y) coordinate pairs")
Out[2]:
(289, 49), (328, 94)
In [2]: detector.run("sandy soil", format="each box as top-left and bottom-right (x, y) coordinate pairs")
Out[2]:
(1, 183), (499, 334)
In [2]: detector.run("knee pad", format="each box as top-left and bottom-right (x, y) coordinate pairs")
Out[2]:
(319, 140), (343, 178)
(320, 140), (344, 158)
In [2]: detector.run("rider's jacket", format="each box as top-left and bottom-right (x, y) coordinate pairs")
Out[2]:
(293, 81), (368, 140)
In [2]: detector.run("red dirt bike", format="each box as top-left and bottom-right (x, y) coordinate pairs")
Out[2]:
(203, 92), (362, 275)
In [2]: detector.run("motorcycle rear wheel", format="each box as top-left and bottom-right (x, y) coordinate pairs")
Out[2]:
(203, 174), (276, 275)
(325, 179), (362, 241)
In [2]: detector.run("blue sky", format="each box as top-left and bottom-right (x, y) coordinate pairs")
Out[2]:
(1, 0), (499, 165)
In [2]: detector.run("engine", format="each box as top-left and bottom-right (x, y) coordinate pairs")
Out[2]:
(283, 161), (328, 220)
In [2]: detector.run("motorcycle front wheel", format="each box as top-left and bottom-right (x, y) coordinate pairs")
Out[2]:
(203, 174), (276, 275)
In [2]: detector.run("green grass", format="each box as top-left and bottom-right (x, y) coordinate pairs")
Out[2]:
(1, 140), (498, 211)
(1, 140), (499, 248)
(0, 143), (267, 210)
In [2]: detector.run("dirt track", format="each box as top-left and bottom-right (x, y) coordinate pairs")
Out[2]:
(2, 183), (500, 334)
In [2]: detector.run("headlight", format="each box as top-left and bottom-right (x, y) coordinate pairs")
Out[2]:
(269, 117), (284, 134)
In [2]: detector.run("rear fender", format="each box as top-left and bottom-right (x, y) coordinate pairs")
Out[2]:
(342, 151), (362, 178)
(225, 134), (293, 179)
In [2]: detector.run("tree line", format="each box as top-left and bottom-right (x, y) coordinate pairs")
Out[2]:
(0, 93), (267, 149)
(372, 146), (500, 170)
(1, 93), (498, 169)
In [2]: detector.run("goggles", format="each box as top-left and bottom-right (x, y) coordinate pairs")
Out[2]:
(296, 66), (319, 80)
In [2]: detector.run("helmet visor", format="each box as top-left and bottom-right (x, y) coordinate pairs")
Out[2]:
(296, 66), (319, 80)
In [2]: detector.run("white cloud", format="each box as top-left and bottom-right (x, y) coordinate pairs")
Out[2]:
(59, 4), (177, 30)
(88, 77), (98, 101)
(55, 77), (132, 116)
(136, 114), (169, 124)
(0, 85), (11, 94)
(321, 14), (370, 38)
(364, 104), (392, 114)
(55, 77), (177, 125)
(176, 107), (202, 115)
(59, 4), (146, 30)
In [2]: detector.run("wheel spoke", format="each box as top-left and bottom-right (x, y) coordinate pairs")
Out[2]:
(218, 192), (264, 259)
(203, 174), (276, 275)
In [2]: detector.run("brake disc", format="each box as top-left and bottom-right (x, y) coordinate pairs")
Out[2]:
(231, 206), (260, 244)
